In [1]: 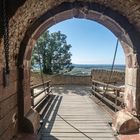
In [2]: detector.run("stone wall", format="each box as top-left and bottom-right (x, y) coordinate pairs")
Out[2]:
(31, 73), (91, 86)
(91, 69), (125, 85)
(31, 70), (125, 86)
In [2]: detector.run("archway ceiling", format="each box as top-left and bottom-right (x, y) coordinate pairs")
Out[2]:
(6, 0), (140, 47)
(7, 0), (140, 32)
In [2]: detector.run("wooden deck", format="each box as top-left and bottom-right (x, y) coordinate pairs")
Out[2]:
(38, 85), (117, 140)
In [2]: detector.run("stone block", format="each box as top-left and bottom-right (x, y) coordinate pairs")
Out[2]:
(133, 53), (140, 68)
(24, 60), (31, 69)
(124, 85), (136, 113)
(112, 109), (140, 134)
(86, 11), (101, 21)
(125, 83), (140, 115)
(24, 95), (31, 115)
(103, 17), (124, 39)
(23, 108), (40, 134)
(126, 53), (140, 68)
(32, 18), (55, 40)
(126, 54), (133, 68)
(125, 67), (140, 88)
(24, 44), (32, 60)
(55, 10), (73, 23)
(73, 8), (85, 18)
(125, 68), (133, 86)
(121, 40), (133, 56)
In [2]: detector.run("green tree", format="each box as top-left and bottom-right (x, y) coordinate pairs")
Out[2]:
(31, 30), (73, 74)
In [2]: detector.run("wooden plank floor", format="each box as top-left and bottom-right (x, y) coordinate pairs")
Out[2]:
(38, 85), (117, 140)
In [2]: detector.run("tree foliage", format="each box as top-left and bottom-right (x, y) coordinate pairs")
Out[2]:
(31, 31), (73, 74)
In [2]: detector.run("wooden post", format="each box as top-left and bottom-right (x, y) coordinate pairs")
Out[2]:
(47, 81), (49, 94)
(115, 89), (119, 112)
(95, 83), (97, 92)
(31, 88), (34, 107)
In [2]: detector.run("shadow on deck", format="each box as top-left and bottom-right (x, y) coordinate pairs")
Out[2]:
(38, 85), (117, 140)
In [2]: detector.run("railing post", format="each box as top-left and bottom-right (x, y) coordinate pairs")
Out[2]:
(115, 89), (119, 112)
(103, 85), (105, 90)
(92, 81), (93, 90)
(91, 79), (124, 112)
(31, 88), (34, 107)
(47, 81), (49, 94)
(95, 83), (97, 92)
(30, 80), (52, 109)
(92, 81), (97, 96)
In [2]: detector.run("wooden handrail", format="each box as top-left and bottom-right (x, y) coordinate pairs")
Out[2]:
(31, 80), (51, 89)
(33, 86), (50, 98)
(30, 80), (52, 108)
(92, 80), (124, 91)
(91, 80), (124, 112)
(93, 90), (122, 111)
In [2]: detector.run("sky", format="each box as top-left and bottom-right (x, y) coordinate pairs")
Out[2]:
(48, 18), (125, 65)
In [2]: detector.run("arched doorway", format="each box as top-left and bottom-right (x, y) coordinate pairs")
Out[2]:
(17, 0), (140, 135)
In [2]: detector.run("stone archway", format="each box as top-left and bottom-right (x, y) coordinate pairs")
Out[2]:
(1, 0), (140, 139)
(18, 1), (140, 134)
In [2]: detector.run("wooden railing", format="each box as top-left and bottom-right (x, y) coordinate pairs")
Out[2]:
(30, 80), (52, 109)
(92, 80), (124, 112)
(30, 79), (124, 114)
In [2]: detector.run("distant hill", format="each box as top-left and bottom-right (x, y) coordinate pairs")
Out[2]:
(72, 64), (125, 71)
(63, 64), (125, 76)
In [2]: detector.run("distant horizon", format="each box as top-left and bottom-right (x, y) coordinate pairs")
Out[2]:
(32, 62), (125, 73)
(72, 63), (125, 65)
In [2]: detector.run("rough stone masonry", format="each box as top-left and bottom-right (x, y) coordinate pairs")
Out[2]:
(1, 0), (140, 139)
